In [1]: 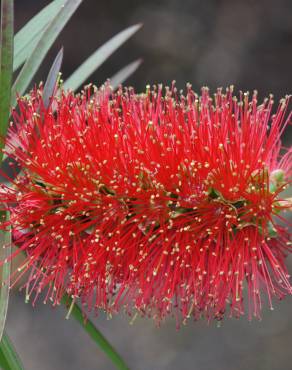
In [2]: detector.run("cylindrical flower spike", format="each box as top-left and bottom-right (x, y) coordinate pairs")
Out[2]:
(0, 83), (291, 325)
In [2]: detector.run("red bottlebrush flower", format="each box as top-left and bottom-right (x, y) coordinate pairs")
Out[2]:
(0, 83), (291, 324)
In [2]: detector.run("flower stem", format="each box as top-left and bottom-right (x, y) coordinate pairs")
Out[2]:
(61, 294), (130, 370)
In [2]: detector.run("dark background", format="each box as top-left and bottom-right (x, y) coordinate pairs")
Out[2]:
(16, 0), (292, 100)
(5, 1), (292, 369)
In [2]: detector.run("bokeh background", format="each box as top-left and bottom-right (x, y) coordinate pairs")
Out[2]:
(5, 0), (292, 369)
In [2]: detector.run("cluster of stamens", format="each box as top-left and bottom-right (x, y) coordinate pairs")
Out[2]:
(0, 83), (291, 325)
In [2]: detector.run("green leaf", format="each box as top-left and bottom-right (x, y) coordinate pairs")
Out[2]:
(0, 0), (14, 163)
(0, 212), (11, 342)
(0, 332), (24, 370)
(43, 47), (63, 108)
(110, 59), (142, 90)
(0, 1), (13, 335)
(62, 294), (130, 370)
(13, 0), (65, 72)
(63, 24), (142, 92)
(11, 0), (83, 108)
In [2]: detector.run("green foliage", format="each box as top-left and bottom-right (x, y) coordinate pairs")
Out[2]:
(0, 0), (14, 351)
(43, 47), (64, 108)
(110, 59), (142, 90)
(0, 212), (11, 343)
(63, 24), (142, 91)
(62, 294), (130, 370)
(11, 0), (83, 107)
(0, 333), (24, 370)
(13, 0), (65, 71)
(0, 0), (14, 162)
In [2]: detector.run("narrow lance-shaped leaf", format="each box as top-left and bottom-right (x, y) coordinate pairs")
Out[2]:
(11, 0), (83, 108)
(0, 332), (24, 370)
(13, 0), (65, 71)
(0, 0), (14, 162)
(64, 23), (142, 92)
(1, 48), (64, 166)
(43, 47), (64, 108)
(109, 58), (142, 90)
(62, 294), (130, 370)
(0, 212), (11, 342)
(0, 0), (13, 340)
